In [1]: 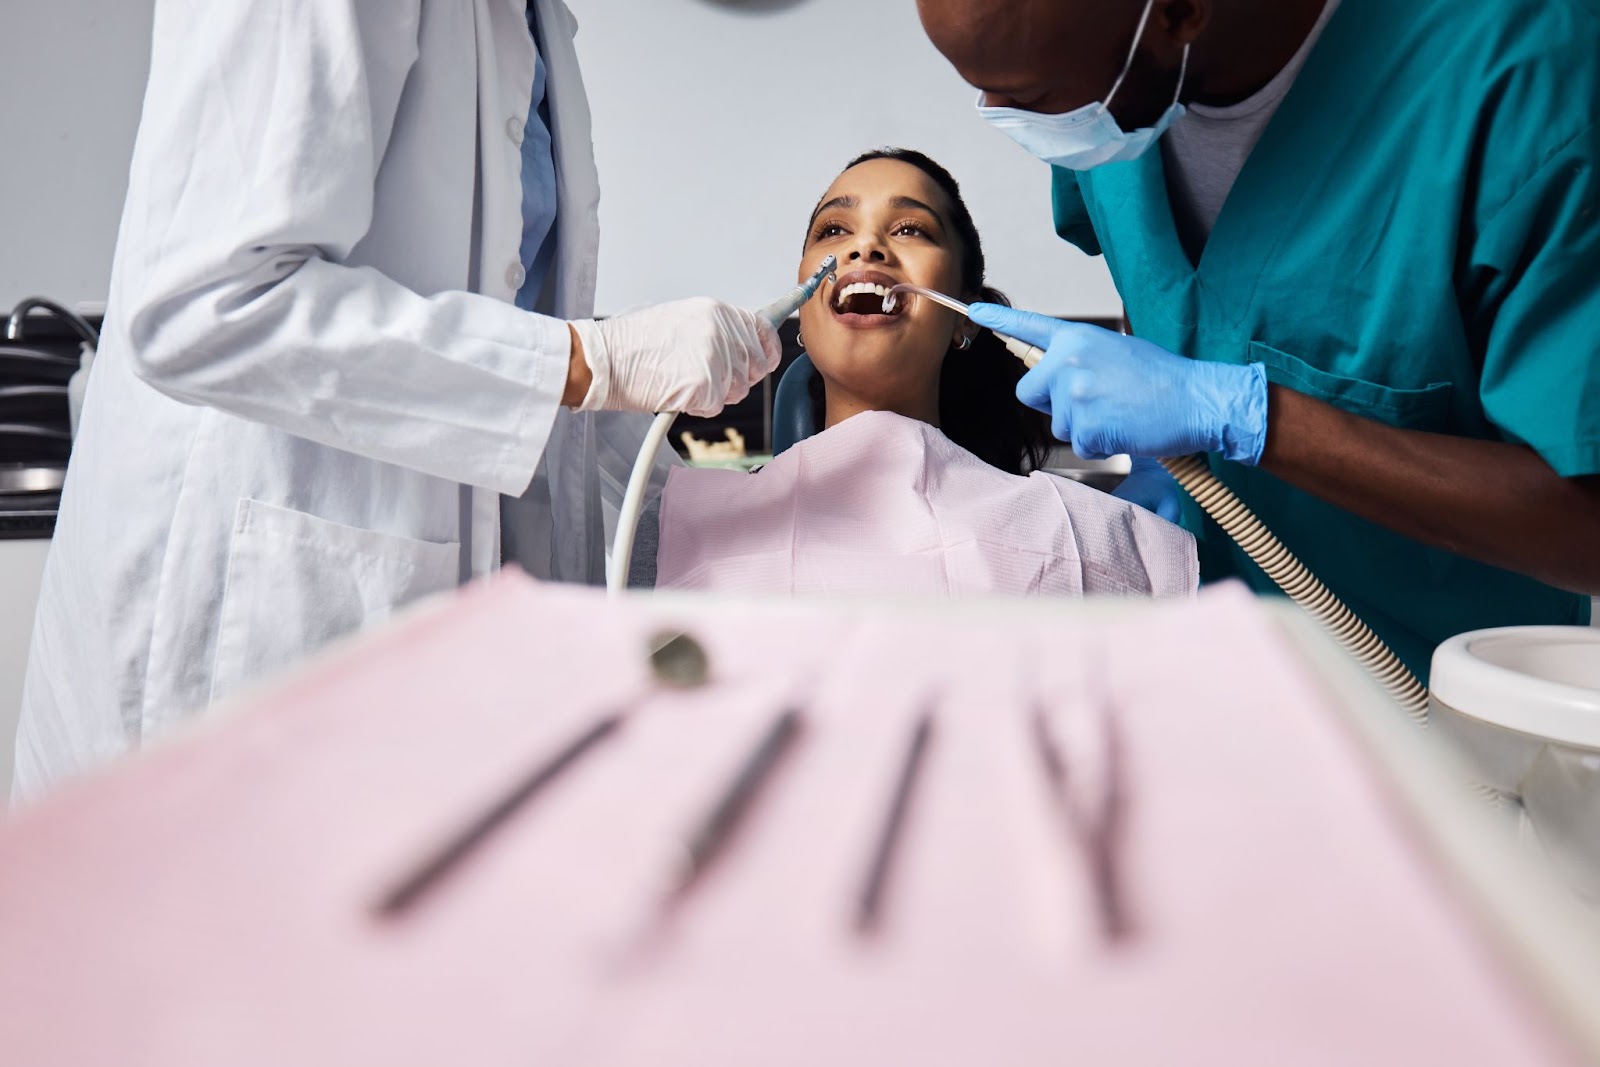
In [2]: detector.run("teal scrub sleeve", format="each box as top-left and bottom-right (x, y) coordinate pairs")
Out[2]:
(1470, 122), (1600, 477)
(1050, 167), (1102, 256)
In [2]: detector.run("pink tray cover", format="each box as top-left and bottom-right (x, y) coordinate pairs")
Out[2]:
(0, 573), (1573, 1066)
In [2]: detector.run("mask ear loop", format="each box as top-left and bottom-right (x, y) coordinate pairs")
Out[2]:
(1170, 44), (1191, 108)
(1103, 0), (1158, 109)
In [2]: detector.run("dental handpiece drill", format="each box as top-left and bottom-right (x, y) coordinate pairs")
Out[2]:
(759, 254), (840, 330)
(609, 256), (839, 595)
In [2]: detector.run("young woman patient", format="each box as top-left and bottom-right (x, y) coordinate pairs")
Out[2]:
(633, 149), (1196, 597)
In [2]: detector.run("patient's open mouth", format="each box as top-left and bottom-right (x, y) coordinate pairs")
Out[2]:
(830, 271), (907, 324)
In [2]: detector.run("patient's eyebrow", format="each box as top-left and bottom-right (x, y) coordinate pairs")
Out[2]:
(890, 196), (947, 226)
(809, 195), (858, 225)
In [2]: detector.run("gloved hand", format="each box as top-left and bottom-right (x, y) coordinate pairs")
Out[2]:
(570, 297), (782, 418)
(1112, 456), (1184, 523)
(966, 305), (1269, 465)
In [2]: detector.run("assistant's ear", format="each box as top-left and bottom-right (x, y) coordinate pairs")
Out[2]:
(1156, 0), (1211, 47)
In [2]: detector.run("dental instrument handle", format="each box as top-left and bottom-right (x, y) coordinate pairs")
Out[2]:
(1002, 335), (1045, 368)
(609, 256), (839, 596)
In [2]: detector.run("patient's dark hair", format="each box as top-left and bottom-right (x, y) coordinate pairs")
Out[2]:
(806, 148), (1054, 476)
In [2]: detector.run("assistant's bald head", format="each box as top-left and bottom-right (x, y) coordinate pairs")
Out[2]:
(917, 0), (1178, 125)
(921, 0), (1196, 127)
(921, 1), (1320, 130)
(917, 0), (1073, 56)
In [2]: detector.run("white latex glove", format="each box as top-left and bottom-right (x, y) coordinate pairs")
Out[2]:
(569, 297), (782, 417)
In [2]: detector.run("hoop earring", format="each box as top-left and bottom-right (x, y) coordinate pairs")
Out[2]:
(796, 331), (804, 350)
(955, 334), (973, 351)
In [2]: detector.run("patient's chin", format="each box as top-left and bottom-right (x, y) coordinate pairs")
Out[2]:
(812, 328), (944, 374)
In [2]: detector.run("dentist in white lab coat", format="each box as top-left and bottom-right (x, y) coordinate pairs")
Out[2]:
(13, 0), (779, 799)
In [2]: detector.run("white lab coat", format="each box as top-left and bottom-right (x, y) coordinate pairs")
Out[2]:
(14, 0), (663, 798)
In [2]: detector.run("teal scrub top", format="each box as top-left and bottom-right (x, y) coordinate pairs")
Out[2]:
(1053, 0), (1600, 682)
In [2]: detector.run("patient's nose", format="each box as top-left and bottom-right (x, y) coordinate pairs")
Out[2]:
(846, 236), (889, 264)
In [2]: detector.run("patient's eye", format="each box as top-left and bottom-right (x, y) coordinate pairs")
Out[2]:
(893, 221), (936, 240)
(811, 220), (849, 241)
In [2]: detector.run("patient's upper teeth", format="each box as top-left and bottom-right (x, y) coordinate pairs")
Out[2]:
(836, 282), (893, 302)
(832, 281), (903, 315)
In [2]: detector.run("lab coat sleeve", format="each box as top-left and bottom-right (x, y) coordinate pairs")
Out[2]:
(116, 0), (566, 498)
(1469, 121), (1600, 479)
(1051, 167), (1103, 257)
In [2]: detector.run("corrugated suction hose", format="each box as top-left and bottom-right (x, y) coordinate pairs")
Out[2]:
(1161, 454), (1430, 725)
(992, 325), (1431, 725)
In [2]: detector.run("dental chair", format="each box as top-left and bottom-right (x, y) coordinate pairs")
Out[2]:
(771, 353), (819, 457)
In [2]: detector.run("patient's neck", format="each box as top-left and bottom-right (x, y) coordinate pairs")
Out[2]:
(822, 378), (941, 431)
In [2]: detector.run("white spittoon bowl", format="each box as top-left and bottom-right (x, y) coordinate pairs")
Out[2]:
(1431, 626), (1600, 900)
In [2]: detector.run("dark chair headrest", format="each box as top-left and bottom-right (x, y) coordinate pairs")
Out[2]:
(771, 352), (818, 457)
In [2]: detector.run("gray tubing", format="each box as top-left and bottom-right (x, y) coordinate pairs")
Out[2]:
(1161, 455), (1430, 724)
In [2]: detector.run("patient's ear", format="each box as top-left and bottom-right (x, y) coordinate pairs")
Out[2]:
(955, 290), (983, 349)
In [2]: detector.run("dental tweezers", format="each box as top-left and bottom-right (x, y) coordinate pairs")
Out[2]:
(1031, 693), (1132, 943)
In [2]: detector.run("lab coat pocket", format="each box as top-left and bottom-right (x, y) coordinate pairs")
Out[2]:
(1247, 342), (1454, 430)
(209, 499), (459, 707)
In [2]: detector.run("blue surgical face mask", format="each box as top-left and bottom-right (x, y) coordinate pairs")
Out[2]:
(976, 0), (1190, 171)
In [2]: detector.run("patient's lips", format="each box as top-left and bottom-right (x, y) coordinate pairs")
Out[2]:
(830, 270), (908, 328)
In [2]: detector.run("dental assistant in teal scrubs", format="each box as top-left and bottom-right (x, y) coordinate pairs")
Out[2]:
(917, 0), (1600, 680)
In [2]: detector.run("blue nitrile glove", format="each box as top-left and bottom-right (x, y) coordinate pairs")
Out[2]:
(967, 305), (1269, 465)
(1113, 456), (1184, 523)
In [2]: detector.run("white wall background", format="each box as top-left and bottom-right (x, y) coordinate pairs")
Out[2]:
(0, 1), (154, 310)
(570, 0), (1118, 317)
(0, 0), (1118, 318)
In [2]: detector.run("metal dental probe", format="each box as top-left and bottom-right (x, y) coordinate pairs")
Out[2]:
(854, 709), (936, 934)
(660, 706), (805, 907)
(374, 629), (711, 917)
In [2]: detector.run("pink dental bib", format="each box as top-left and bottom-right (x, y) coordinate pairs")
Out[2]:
(656, 411), (1197, 598)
